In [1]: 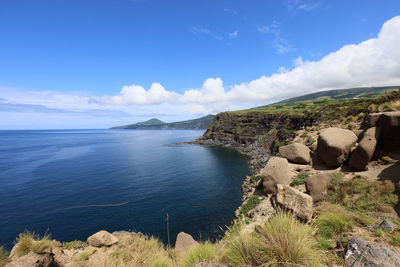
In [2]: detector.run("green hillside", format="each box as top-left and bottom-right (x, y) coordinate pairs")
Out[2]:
(111, 115), (215, 130)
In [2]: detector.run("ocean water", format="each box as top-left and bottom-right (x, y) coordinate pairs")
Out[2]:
(0, 130), (249, 249)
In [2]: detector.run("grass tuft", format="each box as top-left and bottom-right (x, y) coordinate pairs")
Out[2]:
(181, 242), (217, 267)
(389, 233), (400, 247)
(0, 246), (9, 266)
(373, 229), (385, 237)
(315, 212), (352, 239)
(14, 231), (54, 258)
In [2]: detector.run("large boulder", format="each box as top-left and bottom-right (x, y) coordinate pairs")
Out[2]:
(305, 172), (331, 203)
(87, 230), (118, 247)
(279, 143), (311, 164)
(317, 127), (357, 167)
(260, 157), (290, 194)
(175, 232), (198, 254)
(5, 252), (53, 267)
(368, 111), (400, 150)
(276, 184), (313, 222)
(345, 237), (400, 266)
(349, 127), (381, 170)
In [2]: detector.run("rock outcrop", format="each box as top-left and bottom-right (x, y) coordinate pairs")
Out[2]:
(305, 172), (331, 202)
(276, 184), (313, 222)
(175, 232), (198, 254)
(5, 252), (53, 267)
(367, 111), (400, 150)
(345, 237), (400, 266)
(317, 127), (357, 167)
(349, 127), (381, 170)
(279, 143), (310, 164)
(379, 220), (397, 233)
(87, 230), (118, 247)
(260, 157), (291, 194)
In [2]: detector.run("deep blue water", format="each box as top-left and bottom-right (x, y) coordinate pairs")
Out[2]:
(0, 130), (249, 249)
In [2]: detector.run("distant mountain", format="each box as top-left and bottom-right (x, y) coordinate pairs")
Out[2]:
(111, 115), (215, 130)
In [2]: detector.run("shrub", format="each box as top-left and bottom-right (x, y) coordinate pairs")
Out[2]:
(14, 231), (53, 258)
(240, 195), (262, 216)
(181, 242), (217, 267)
(291, 171), (309, 186)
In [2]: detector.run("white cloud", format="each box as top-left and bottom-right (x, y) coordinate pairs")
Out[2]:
(2, 16), (400, 128)
(106, 16), (400, 109)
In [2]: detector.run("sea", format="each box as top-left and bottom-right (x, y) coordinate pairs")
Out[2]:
(0, 130), (249, 249)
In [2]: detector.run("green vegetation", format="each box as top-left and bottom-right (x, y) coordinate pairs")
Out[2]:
(181, 242), (217, 267)
(62, 240), (88, 249)
(389, 233), (400, 247)
(291, 171), (309, 186)
(326, 174), (398, 212)
(222, 212), (321, 266)
(316, 212), (352, 239)
(300, 132), (308, 138)
(76, 248), (96, 261)
(240, 195), (263, 216)
(249, 174), (261, 182)
(13, 231), (54, 258)
(373, 229), (385, 237)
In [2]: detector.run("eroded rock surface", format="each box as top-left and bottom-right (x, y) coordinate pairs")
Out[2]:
(276, 184), (313, 222)
(175, 232), (198, 254)
(261, 157), (291, 194)
(349, 127), (381, 170)
(87, 230), (118, 247)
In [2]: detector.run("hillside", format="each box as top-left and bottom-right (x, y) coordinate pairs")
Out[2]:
(111, 115), (215, 130)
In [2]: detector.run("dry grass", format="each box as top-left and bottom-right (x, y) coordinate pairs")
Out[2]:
(13, 231), (54, 258)
(110, 233), (174, 267)
(181, 242), (217, 267)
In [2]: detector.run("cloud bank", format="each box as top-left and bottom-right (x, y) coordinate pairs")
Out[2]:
(105, 16), (400, 110)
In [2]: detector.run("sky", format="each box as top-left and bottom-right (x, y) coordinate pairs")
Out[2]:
(1, 0), (400, 129)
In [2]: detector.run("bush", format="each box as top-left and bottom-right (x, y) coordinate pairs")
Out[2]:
(291, 171), (309, 186)
(181, 242), (217, 267)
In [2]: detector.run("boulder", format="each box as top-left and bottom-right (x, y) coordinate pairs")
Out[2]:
(305, 172), (331, 202)
(317, 127), (357, 167)
(5, 252), (53, 267)
(175, 232), (198, 254)
(260, 157), (290, 194)
(279, 143), (311, 164)
(345, 237), (400, 266)
(276, 184), (313, 222)
(368, 111), (400, 150)
(349, 127), (381, 170)
(87, 230), (118, 247)
(379, 220), (397, 233)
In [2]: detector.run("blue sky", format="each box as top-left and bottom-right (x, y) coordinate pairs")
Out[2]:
(1, 0), (400, 129)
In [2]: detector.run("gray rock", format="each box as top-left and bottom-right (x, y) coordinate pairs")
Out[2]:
(379, 220), (397, 233)
(87, 230), (118, 247)
(317, 127), (357, 167)
(345, 236), (400, 266)
(349, 127), (381, 170)
(279, 143), (311, 164)
(305, 172), (331, 202)
(260, 157), (290, 194)
(247, 197), (275, 218)
(5, 251), (53, 267)
(276, 184), (313, 222)
(175, 232), (198, 254)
